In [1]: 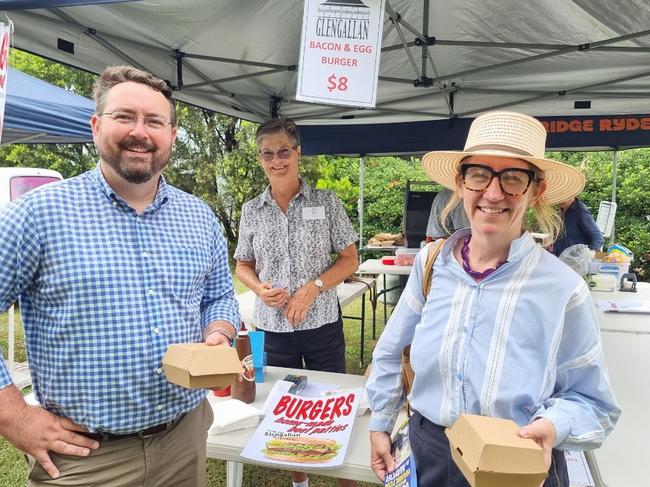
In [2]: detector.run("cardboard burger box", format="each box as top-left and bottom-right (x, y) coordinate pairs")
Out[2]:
(445, 414), (547, 487)
(162, 343), (243, 389)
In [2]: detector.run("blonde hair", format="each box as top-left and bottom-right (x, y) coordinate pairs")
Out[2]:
(528, 201), (563, 247)
(440, 161), (563, 246)
(440, 191), (462, 236)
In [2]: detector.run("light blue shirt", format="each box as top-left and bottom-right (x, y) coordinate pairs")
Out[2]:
(366, 229), (620, 450)
(0, 166), (239, 433)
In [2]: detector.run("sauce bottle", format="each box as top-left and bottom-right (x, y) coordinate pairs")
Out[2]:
(231, 330), (256, 403)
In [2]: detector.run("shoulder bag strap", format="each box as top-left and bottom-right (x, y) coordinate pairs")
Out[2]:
(422, 238), (446, 297)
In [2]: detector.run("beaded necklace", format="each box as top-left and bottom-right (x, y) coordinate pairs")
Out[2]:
(460, 235), (507, 279)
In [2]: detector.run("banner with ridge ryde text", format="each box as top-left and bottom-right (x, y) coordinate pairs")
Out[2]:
(296, 0), (386, 108)
(0, 22), (12, 143)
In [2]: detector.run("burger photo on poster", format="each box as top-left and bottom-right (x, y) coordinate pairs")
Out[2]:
(262, 436), (341, 463)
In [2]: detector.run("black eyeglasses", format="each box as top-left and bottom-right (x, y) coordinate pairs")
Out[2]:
(258, 145), (297, 162)
(460, 163), (537, 196)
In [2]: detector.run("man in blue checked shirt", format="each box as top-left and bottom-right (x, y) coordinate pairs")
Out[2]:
(0, 66), (240, 486)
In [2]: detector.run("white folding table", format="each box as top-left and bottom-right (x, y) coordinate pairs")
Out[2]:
(357, 259), (413, 333)
(586, 282), (650, 487)
(206, 366), (380, 486)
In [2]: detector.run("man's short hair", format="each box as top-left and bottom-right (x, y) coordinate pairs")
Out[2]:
(93, 65), (176, 125)
(255, 118), (301, 147)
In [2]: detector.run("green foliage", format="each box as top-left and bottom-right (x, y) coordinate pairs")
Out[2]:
(9, 50), (95, 97)
(548, 150), (650, 277)
(314, 156), (359, 214)
(310, 155), (431, 242)
(166, 108), (252, 248)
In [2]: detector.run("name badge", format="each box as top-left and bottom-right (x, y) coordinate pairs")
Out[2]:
(303, 206), (325, 220)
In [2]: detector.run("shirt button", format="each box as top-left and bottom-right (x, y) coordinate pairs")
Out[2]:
(112, 201), (117, 207)
(153, 327), (160, 334)
(456, 373), (463, 381)
(147, 289), (154, 296)
(155, 367), (163, 374)
(142, 251), (149, 257)
(156, 404), (163, 411)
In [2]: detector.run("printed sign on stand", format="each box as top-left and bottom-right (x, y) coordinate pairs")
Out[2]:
(241, 387), (361, 468)
(0, 22), (12, 142)
(296, 0), (386, 108)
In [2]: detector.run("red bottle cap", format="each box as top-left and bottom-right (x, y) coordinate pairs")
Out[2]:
(212, 385), (231, 397)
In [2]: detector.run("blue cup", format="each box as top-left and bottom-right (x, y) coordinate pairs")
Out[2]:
(248, 331), (266, 383)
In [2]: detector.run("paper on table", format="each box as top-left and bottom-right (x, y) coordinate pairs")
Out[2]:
(320, 387), (369, 416)
(209, 399), (263, 435)
(302, 382), (339, 397)
(596, 300), (650, 314)
(564, 451), (595, 486)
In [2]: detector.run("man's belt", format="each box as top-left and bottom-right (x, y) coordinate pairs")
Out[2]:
(80, 414), (186, 442)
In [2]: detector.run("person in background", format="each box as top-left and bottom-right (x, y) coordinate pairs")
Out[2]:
(425, 187), (470, 240)
(0, 66), (239, 487)
(552, 195), (604, 256)
(234, 117), (358, 487)
(367, 111), (619, 487)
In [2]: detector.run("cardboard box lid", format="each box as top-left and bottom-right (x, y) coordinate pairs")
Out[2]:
(446, 414), (547, 475)
(162, 343), (242, 378)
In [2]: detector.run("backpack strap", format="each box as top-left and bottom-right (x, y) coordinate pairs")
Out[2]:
(422, 238), (446, 297)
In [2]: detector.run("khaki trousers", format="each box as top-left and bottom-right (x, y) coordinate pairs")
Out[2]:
(27, 398), (213, 487)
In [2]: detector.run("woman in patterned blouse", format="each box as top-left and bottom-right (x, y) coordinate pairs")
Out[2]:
(234, 118), (359, 487)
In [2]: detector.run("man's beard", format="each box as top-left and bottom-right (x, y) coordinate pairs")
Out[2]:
(99, 136), (171, 184)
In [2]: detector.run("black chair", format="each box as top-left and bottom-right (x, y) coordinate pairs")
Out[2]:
(402, 180), (437, 248)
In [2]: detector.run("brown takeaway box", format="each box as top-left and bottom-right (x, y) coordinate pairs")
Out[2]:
(445, 414), (548, 487)
(162, 343), (243, 389)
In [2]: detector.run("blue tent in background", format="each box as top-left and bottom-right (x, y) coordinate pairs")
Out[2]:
(2, 67), (94, 144)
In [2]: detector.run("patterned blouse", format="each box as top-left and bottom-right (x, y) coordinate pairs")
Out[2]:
(234, 180), (357, 332)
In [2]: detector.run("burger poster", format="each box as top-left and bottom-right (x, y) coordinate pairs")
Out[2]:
(240, 388), (361, 468)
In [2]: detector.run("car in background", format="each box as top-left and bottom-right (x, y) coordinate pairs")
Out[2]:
(0, 166), (63, 207)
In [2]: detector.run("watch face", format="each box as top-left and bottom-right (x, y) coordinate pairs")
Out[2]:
(315, 279), (324, 290)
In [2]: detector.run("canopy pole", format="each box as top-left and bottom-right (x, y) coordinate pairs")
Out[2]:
(421, 0), (430, 77)
(610, 150), (618, 246)
(359, 156), (365, 251)
(175, 49), (184, 89)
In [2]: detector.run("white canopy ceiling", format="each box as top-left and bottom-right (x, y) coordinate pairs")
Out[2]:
(3, 0), (650, 128)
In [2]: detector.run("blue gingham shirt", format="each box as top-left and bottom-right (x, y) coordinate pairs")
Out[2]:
(0, 166), (239, 433)
(367, 230), (620, 450)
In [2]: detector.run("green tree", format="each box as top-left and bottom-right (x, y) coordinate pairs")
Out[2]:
(549, 150), (650, 277)
(311, 155), (433, 242)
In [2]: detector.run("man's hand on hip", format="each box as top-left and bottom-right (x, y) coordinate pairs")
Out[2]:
(0, 385), (99, 479)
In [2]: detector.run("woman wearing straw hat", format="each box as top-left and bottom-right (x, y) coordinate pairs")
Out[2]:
(366, 111), (620, 486)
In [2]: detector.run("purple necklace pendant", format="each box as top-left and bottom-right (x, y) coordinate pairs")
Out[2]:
(461, 235), (507, 279)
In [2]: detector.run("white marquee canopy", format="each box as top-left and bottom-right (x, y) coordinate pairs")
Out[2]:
(2, 0), (650, 129)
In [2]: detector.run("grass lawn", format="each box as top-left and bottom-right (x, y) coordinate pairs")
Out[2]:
(1, 276), (391, 486)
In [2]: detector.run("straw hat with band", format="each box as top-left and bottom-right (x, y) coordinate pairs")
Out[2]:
(421, 111), (585, 205)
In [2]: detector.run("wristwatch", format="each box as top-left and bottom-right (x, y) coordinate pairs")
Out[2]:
(314, 278), (324, 293)
(207, 328), (235, 347)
